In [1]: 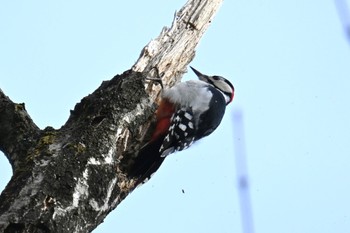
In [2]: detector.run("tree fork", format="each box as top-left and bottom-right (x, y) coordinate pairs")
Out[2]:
(0, 0), (223, 232)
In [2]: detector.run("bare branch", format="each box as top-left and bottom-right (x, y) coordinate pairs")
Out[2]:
(0, 89), (40, 170)
(0, 0), (224, 232)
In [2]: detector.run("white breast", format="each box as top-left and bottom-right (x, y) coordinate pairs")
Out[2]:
(162, 80), (212, 113)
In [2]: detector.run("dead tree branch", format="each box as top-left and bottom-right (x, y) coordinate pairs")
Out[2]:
(0, 0), (223, 232)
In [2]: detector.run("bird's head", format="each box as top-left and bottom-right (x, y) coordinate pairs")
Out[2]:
(190, 66), (234, 104)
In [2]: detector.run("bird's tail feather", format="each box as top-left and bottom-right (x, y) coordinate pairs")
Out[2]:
(128, 135), (166, 185)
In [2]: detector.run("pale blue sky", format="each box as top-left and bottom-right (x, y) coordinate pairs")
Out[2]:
(1, 1), (350, 233)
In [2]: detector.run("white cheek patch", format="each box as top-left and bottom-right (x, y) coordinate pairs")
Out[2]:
(215, 82), (232, 93)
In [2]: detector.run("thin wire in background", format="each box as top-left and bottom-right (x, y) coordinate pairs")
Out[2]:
(334, 0), (350, 43)
(233, 110), (255, 233)
(230, 3), (350, 233)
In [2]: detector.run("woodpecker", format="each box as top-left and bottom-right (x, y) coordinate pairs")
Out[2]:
(129, 66), (234, 185)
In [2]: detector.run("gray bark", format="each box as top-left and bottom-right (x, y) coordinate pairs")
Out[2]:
(0, 0), (223, 232)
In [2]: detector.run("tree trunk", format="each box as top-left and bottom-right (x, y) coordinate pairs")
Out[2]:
(0, 0), (223, 232)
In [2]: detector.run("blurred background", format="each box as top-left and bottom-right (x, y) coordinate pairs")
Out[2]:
(1, 1), (350, 232)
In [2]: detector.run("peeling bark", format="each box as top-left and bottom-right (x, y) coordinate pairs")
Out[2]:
(0, 0), (223, 232)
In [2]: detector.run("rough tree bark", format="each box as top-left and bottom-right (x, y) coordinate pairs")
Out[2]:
(0, 0), (223, 232)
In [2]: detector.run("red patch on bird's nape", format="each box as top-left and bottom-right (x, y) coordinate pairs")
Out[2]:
(230, 92), (235, 103)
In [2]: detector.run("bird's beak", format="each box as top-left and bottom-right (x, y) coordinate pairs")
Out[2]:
(190, 66), (209, 82)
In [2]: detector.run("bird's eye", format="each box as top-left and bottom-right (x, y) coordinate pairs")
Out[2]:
(212, 76), (220, 80)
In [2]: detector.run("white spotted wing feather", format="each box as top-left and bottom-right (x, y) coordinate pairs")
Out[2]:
(160, 107), (196, 157)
